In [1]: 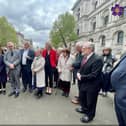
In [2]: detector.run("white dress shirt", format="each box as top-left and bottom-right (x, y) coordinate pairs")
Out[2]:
(86, 52), (94, 61)
(22, 49), (29, 65)
(77, 52), (94, 80)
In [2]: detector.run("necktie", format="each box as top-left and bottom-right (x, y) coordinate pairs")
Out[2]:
(81, 56), (87, 67)
(11, 51), (13, 56)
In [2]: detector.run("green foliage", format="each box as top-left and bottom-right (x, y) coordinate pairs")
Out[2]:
(0, 16), (18, 46)
(50, 12), (78, 48)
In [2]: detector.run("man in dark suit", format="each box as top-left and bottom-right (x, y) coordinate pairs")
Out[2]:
(71, 42), (83, 104)
(76, 42), (103, 123)
(111, 54), (126, 126)
(21, 41), (35, 93)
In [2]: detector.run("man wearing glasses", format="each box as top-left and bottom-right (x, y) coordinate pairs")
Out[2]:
(4, 42), (21, 98)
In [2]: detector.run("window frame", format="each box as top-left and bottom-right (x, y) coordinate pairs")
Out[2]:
(117, 31), (124, 44)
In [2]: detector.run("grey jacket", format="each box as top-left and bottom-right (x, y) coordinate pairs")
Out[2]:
(4, 49), (21, 73)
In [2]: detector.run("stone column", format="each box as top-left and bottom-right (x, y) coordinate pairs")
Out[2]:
(109, 6), (112, 23)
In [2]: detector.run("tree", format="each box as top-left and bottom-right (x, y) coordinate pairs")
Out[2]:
(0, 16), (18, 46)
(50, 12), (78, 48)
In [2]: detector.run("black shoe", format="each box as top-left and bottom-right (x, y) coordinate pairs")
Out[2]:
(36, 93), (43, 99)
(22, 88), (27, 93)
(76, 108), (85, 114)
(2, 91), (6, 95)
(65, 93), (69, 97)
(0, 91), (2, 95)
(62, 92), (65, 96)
(34, 91), (39, 96)
(8, 92), (15, 97)
(15, 93), (19, 98)
(80, 115), (93, 123)
(29, 89), (33, 93)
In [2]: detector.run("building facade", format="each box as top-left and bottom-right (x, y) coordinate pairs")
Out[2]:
(72, 0), (126, 55)
(16, 32), (33, 48)
(16, 32), (25, 48)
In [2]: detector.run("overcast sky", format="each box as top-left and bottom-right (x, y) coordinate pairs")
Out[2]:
(0, 0), (76, 47)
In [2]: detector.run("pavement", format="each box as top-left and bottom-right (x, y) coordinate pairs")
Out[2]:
(0, 83), (118, 125)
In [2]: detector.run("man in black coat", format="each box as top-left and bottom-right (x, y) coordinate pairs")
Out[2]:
(111, 54), (126, 126)
(76, 42), (103, 123)
(21, 42), (35, 93)
(71, 42), (83, 104)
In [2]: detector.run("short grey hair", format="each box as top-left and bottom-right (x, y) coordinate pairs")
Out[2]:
(83, 42), (95, 52)
(76, 41), (83, 47)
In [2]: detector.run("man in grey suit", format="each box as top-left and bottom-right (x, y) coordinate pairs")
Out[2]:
(4, 42), (21, 98)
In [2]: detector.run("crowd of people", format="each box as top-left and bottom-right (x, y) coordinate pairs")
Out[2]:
(0, 40), (126, 125)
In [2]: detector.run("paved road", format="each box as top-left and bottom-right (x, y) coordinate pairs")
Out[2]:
(0, 83), (118, 125)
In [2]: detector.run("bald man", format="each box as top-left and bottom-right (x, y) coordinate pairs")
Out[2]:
(76, 42), (103, 123)
(4, 42), (21, 98)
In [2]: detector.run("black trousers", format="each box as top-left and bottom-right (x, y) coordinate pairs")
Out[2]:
(0, 82), (6, 89)
(21, 65), (32, 90)
(101, 73), (110, 92)
(77, 80), (81, 101)
(45, 67), (53, 88)
(53, 68), (59, 87)
(79, 90), (98, 119)
(59, 80), (71, 94)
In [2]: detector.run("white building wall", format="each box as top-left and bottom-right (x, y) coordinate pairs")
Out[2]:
(72, 0), (126, 55)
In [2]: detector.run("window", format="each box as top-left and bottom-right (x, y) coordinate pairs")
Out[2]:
(117, 31), (124, 44)
(77, 29), (80, 35)
(89, 38), (94, 42)
(104, 15), (109, 26)
(77, 8), (80, 20)
(93, 22), (96, 31)
(120, 9), (124, 18)
(124, 7), (126, 16)
(101, 36), (106, 46)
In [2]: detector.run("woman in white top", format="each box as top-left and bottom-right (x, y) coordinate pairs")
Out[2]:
(57, 48), (74, 97)
(31, 49), (45, 99)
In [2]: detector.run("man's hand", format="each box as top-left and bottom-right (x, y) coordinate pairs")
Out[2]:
(9, 64), (15, 69)
(77, 72), (81, 80)
(69, 67), (74, 71)
(26, 55), (31, 59)
(58, 69), (62, 74)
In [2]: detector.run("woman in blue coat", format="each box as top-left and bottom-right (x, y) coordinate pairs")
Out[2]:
(0, 47), (7, 95)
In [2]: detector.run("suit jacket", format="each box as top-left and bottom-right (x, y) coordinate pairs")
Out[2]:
(79, 53), (103, 92)
(42, 49), (57, 68)
(21, 49), (35, 69)
(0, 55), (7, 83)
(4, 49), (21, 73)
(111, 55), (126, 91)
(111, 54), (126, 109)
(72, 52), (83, 70)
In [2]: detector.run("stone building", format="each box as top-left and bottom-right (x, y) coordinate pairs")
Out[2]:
(16, 32), (33, 48)
(72, 0), (126, 55)
(16, 32), (25, 48)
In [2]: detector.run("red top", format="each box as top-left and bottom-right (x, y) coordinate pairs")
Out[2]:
(42, 49), (57, 68)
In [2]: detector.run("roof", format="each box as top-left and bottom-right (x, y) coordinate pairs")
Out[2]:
(72, 0), (81, 10)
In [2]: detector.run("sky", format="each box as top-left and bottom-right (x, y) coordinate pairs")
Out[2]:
(0, 0), (77, 47)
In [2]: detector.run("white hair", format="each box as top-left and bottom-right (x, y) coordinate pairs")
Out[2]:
(83, 41), (95, 51)
(76, 41), (83, 47)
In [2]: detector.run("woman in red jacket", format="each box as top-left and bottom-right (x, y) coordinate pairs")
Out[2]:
(42, 42), (57, 95)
